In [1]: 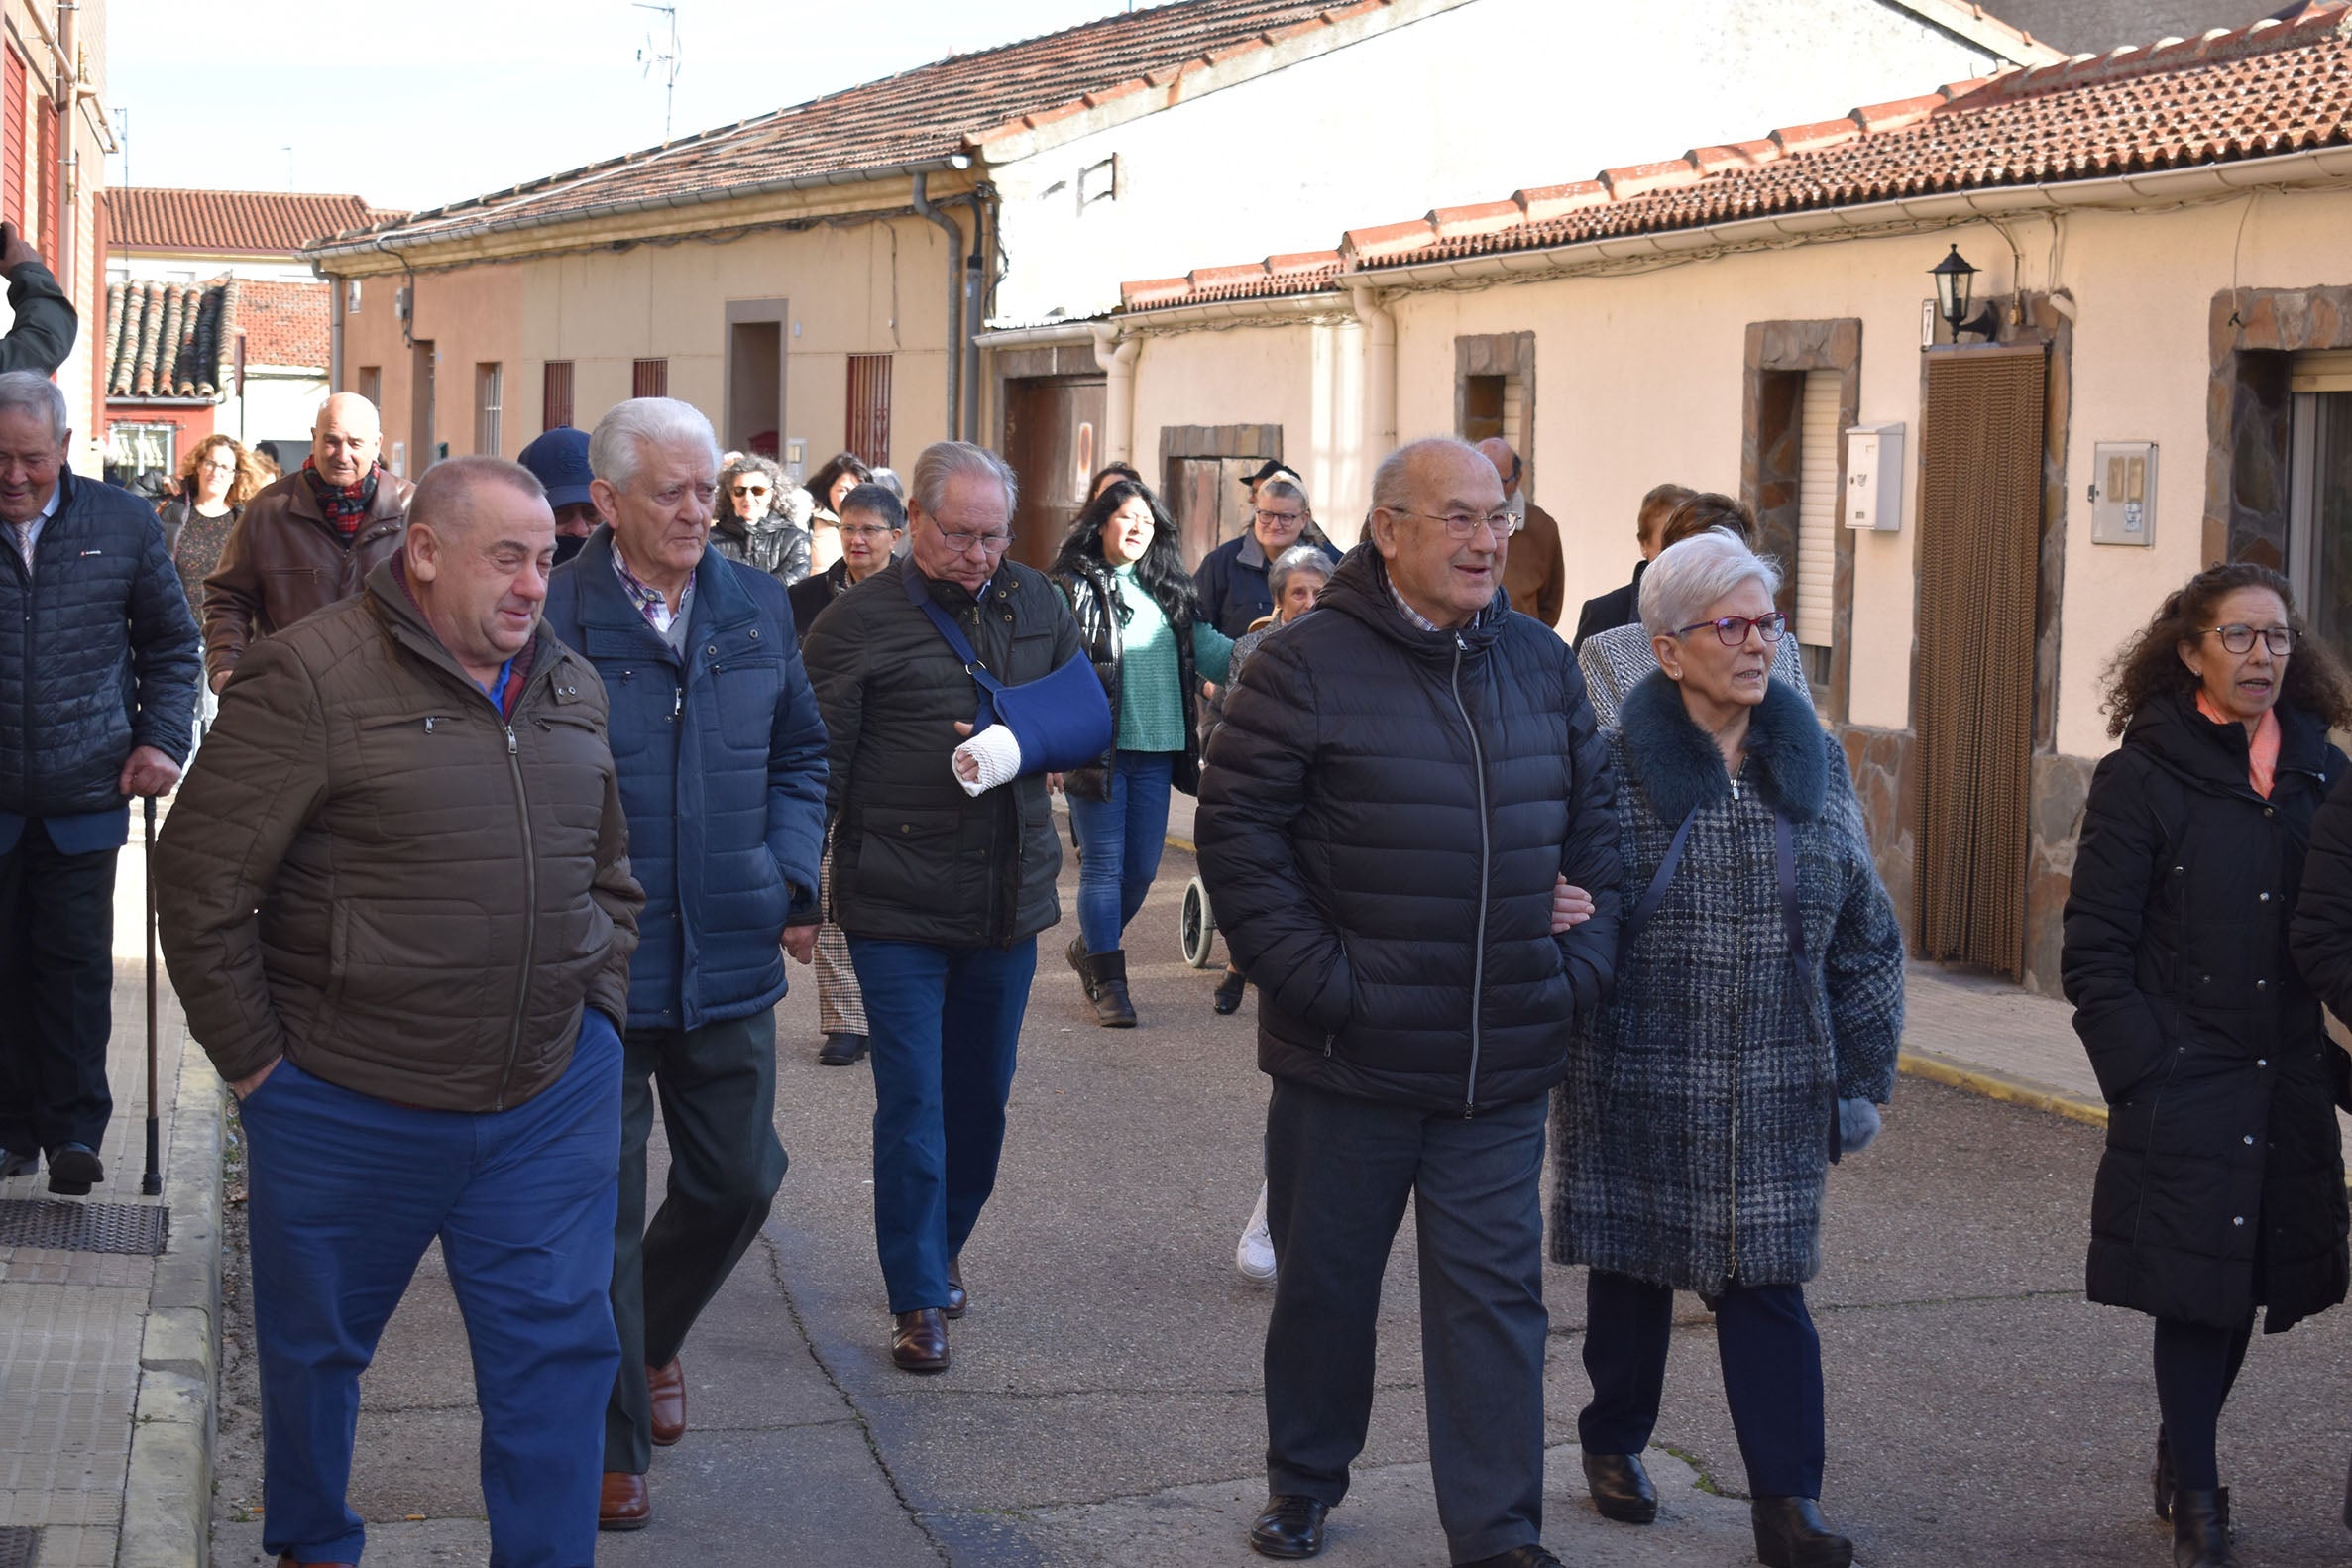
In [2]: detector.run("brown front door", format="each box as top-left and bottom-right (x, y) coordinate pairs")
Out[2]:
(1000, 376), (1106, 572)
(1914, 345), (2048, 977)
(1166, 454), (1278, 571)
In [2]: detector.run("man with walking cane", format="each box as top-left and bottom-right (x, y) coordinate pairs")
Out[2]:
(0, 370), (200, 1196)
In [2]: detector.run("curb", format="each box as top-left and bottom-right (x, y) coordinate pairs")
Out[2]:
(1897, 1046), (2107, 1129)
(119, 1039), (226, 1568)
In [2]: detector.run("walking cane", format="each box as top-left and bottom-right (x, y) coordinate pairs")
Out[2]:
(142, 794), (162, 1196)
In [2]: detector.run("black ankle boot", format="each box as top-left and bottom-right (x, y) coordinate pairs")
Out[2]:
(1066, 936), (1097, 1001)
(1750, 1496), (1852, 1568)
(1083, 950), (1137, 1027)
(2173, 1488), (2234, 1567)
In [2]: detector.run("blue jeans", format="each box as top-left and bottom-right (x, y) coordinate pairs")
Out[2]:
(847, 936), (1037, 1313)
(1065, 749), (1176, 954)
(239, 1011), (623, 1567)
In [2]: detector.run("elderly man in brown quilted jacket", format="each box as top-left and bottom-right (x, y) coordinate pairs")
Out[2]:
(157, 455), (642, 1568)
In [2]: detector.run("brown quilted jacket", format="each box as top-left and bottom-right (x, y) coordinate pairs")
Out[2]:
(156, 560), (643, 1112)
(200, 464), (414, 685)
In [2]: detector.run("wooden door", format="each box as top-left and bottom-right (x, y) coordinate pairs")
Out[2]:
(1914, 346), (2047, 977)
(1167, 454), (1277, 571)
(1001, 376), (1106, 572)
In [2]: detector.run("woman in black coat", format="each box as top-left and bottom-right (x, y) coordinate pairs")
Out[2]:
(2063, 561), (2352, 1568)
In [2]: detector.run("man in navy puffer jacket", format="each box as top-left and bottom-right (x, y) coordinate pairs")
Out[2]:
(0, 371), (199, 1196)
(541, 397), (827, 1531)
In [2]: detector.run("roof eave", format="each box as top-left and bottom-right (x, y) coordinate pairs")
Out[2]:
(1116, 288), (1353, 330)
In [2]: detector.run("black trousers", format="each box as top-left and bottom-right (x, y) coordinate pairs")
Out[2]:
(0, 821), (118, 1157)
(1580, 1269), (1827, 1501)
(1263, 1077), (1549, 1566)
(2154, 1315), (2255, 1493)
(605, 1007), (787, 1474)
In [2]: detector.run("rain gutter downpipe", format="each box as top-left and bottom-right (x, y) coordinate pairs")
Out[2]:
(1350, 285), (1397, 460)
(1089, 324), (1138, 464)
(912, 171), (964, 442)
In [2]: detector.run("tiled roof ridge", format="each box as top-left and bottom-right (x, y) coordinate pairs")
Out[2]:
(105, 187), (396, 254)
(1120, 0), (2352, 311)
(329, 0), (1427, 249)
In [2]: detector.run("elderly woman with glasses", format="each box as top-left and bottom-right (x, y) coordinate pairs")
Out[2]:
(2067, 564), (2352, 1568)
(1192, 468), (1341, 640)
(1554, 527), (1902, 1568)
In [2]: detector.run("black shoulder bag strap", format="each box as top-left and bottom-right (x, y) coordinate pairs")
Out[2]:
(1619, 807), (1699, 954)
(903, 566), (1005, 731)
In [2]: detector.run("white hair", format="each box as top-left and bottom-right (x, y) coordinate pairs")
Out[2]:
(589, 396), (720, 492)
(1267, 544), (1334, 601)
(910, 440), (1018, 517)
(0, 371), (67, 443)
(1639, 526), (1784, 637)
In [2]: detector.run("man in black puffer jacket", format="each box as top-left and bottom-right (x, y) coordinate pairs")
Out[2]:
(1199, 437), (1620, 1568)
(0, 371), (200, 1194)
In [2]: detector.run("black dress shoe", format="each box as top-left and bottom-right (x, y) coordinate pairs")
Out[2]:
(0, 1149), (36, 1178)
(945, 1255), (968, 1320)
(1457, 1546), (1566, 1568)
(47, 1144), (102, 1196)
(1751, 1496), (1853, 1568)
(818, 1033), (867, 1065)
(2174, 1487), (2235, 1568)
(890, 1308), (949, 1373)
(1213, 969), (1247, 1015)
(1583, 1450), (1658, 1523)
(1248, 1494), (1327, 1559)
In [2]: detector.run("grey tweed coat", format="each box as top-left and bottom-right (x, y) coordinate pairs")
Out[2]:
(1552, 671), (1905, 1292)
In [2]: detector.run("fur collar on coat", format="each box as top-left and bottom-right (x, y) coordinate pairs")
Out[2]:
(1616, 667), (1826, 826)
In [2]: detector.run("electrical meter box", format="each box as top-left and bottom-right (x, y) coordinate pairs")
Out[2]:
(2090, 441), (2157, 546)
(1844, 422), (1905, 531)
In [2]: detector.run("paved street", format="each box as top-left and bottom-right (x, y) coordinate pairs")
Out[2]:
(205, 844), (2352, 1568)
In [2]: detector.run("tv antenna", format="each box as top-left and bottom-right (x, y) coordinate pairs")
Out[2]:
(635, 3), (681, 141)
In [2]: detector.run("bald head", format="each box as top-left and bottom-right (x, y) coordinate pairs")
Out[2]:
(1475, 437), (1521, 501)
(313, 392), (383, 486)
(1368, 436), (1510, 629)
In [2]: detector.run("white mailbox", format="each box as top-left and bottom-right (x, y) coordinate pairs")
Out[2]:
(1844, 422), (1905, 531)
(2089, 441), (2157, 546)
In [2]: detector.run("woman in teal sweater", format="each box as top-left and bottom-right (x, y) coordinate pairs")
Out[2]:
(1052, 480), (1233, 1027)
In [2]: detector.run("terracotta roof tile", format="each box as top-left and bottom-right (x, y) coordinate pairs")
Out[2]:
(330, 0), (1430, 254)
(103, 275), (330, 401)
(1123, 1), (2352, 312)
(103, 189), (401, 255)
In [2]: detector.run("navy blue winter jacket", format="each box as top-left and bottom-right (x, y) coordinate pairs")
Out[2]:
(543, 527), (828, 1031)
(0, 467), (200, 822)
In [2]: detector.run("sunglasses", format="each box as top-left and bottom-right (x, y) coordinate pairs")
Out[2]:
(731, 484), (770, 497)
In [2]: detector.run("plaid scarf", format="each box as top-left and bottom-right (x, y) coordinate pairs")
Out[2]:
(304, 458), (381, 538)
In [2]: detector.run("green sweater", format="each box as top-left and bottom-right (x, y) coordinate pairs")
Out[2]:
(1110, 564), (1232, 752)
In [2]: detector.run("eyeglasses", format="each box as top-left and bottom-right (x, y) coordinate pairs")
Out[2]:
(1385, 506), (1524, 540)
(2205, 623), (2296, 656)
(936, 525), (1014, 557)
(1254, 509), (1306, 528)
(1676, 612), (1789, 646)
(731, 483), (769, 497)
(840, 523), (898, 540)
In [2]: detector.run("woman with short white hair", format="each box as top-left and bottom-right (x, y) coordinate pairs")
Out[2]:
(1553, 527), (1904, 1568)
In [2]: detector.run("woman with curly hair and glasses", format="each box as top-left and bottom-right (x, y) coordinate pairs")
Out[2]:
(2065, 562), (2352, 1568)
(1050, 478), (1233, 1028)
(158, 434), (266, 733)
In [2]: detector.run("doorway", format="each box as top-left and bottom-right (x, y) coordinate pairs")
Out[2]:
(1001, 375), (1106, 572)
(724, 298), (789, 457)
(1913, 346), (2048, 978)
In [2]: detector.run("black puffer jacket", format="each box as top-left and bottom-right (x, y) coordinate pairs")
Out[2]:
(802, 556), (1081, 949)
(1197, 545), (1622, 1114)
(1, 468), (201, 817)
(1053, 556), (1202, 801)
(2065, 691), (2349, 1333)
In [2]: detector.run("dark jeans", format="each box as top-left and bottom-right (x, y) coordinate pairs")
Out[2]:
(2155, 1315), (2255, 1492)
(0, 821), (118, 1156)
(1580, 1269), (1827, 1500)
(606, 1007), (787, 1474)
(849, 936), (1037, 1314)
(240, 1012), (622, 1568)
(1263, 1077), (1549, 1565)
(1065, 749), (1175, 954)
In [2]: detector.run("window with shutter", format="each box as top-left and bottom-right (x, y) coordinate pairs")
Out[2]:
(1795, 371), (1841, 651)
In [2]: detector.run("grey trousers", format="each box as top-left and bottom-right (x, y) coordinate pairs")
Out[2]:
(1262, 1077), (1549, 1565)
(605, 1007), (787, 1474)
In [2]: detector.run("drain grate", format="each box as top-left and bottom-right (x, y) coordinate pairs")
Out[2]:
(0, 1526), (38, 1568)
(0, 1199), (168, 1255)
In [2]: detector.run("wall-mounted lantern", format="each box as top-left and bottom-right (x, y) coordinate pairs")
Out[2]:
(1929, 245), (2000, 342)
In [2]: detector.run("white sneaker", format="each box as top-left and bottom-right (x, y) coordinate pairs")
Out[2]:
(1235, 1181), (1277, 1284)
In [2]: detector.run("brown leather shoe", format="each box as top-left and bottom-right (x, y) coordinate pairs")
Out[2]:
(647, 1357), (686, 1446)
(945, 1255), (968, 1320)
(891, 1308), (950, 1372)
(599, 1470), (651, 1531)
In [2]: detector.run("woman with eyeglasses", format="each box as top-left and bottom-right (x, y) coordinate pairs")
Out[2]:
(1576, 491), (1814, 728)
(158, 434), (265, 733)
(1554, 527), (1903, 1568)
(1191, 467), (1340, 641)
(711, 452), (813, 585)
(2066, 562), (2352, 1568)
(1051, 478), (1234, 1027)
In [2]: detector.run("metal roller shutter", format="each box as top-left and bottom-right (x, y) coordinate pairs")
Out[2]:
(1796, 371), (1841, 648)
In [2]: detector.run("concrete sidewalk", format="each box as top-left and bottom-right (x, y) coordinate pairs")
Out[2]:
(0, 827), (226, 1568)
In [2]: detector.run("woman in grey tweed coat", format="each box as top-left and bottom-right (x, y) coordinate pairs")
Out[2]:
(1552, 528), (1904, 1568)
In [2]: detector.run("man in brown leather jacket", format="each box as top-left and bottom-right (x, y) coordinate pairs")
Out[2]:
(158, 456), (641, 1568)
(200, 391), (414, 691)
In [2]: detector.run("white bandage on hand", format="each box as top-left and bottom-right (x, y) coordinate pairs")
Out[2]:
(952, 724), (1024, 797)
